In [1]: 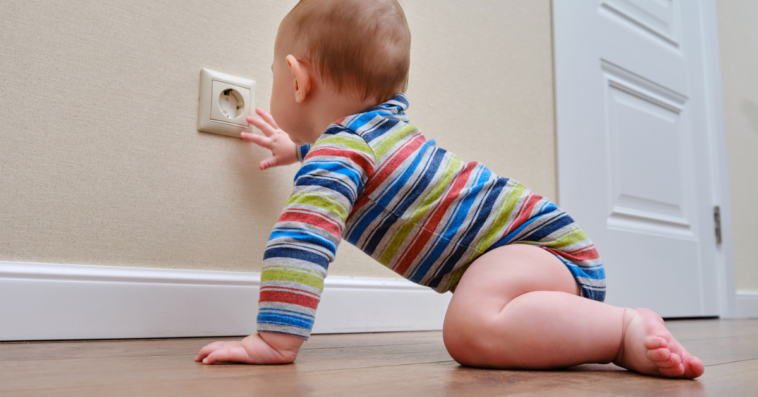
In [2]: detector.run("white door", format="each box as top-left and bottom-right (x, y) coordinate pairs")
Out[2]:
(553, 0), (721, 316)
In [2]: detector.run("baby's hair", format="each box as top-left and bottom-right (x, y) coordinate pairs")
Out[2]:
(283, 0), (411, 103)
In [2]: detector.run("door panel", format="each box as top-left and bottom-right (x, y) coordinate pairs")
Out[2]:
(603, 61), (692, 239)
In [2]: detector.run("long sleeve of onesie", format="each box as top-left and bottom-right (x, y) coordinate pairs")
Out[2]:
(257, 126), (376, 339)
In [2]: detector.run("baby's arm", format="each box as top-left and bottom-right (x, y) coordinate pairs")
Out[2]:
(196, 109), (309, 365)
(197, 119), (375, 364)
(255, 127), (375, 340)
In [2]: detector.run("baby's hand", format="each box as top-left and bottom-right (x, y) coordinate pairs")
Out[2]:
(194, 332), (304, 365)
(242, 108), (298, 170)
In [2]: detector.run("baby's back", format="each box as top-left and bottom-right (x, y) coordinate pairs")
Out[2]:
(335, 95), (604, 296)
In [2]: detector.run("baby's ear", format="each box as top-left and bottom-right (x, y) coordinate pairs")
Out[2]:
(286, 55), (312, 103)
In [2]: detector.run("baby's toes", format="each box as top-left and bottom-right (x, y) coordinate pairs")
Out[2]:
(663, 352), (682, 368)
(653, 351), (682, 369)
(682, 356), (705, 378)
(659, 363), (686, 377)
(643, 335), (668, 349)
(647, 347), (671, 362)
(655, 359), (677, 368)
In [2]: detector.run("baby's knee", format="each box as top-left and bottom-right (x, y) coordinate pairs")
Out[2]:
(443, 324), (482, 366)
(443, 314), (514, 367)
(444, 295), (551, 367)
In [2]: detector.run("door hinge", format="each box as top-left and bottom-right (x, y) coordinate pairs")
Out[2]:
(714, 206), (722, 245)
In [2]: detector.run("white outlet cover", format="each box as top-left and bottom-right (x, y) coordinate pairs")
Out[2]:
(197, 69), (256, 138)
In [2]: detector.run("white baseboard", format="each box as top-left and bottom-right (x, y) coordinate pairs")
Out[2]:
(0, 261), (452, 341)
(735, 291), (758, 319)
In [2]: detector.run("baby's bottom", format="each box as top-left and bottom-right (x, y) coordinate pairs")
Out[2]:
(442, 244), (704, 378)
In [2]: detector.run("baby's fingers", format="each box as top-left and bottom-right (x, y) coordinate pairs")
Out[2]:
(195, 341), (238, 362)
(260, 156), (281, 170)
(241, 132), (272, 149)
(256, 108), (281, 130)
(248, 116), (277, 137)
(202, 346), (252, 365)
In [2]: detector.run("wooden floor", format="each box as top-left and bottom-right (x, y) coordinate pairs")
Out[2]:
(1, 319), (757, 396)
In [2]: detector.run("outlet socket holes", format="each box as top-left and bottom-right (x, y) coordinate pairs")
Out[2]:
(219, 88), (244, 119)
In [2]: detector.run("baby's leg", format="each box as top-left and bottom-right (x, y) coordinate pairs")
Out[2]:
(443, 244), (704, 378)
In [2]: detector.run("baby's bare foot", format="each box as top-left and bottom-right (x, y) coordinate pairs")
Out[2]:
(613, 308), (705, 378)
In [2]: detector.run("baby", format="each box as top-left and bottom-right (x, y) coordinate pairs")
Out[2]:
(195, 0), (704, 378)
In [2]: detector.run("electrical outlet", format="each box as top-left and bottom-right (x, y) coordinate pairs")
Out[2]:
(197, 69), (256, 138)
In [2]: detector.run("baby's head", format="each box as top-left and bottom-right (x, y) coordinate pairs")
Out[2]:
(270, 0), (411, 143)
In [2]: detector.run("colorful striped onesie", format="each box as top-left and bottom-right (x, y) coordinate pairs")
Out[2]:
(257, 94), (607, 338)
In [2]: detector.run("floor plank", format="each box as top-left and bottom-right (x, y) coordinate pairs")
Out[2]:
(665, 318), (758, 341)
(0, 362), (632, 397)
(1, 320), (757, 396)
(674, 333), (758, 365)
(0, 331), (443, 361)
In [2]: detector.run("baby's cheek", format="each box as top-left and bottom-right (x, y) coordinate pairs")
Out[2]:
(269, 99), (288, 127)
(272, 107), (299, 137)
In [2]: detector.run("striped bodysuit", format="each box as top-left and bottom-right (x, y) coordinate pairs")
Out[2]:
(257, 94), (606, 338)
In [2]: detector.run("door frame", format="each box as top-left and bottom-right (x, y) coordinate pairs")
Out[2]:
(552, 0), (738, 318)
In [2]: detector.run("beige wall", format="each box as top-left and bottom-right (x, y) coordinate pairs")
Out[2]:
(717, 1), (758, 291)
(0, 1), (557, 277)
